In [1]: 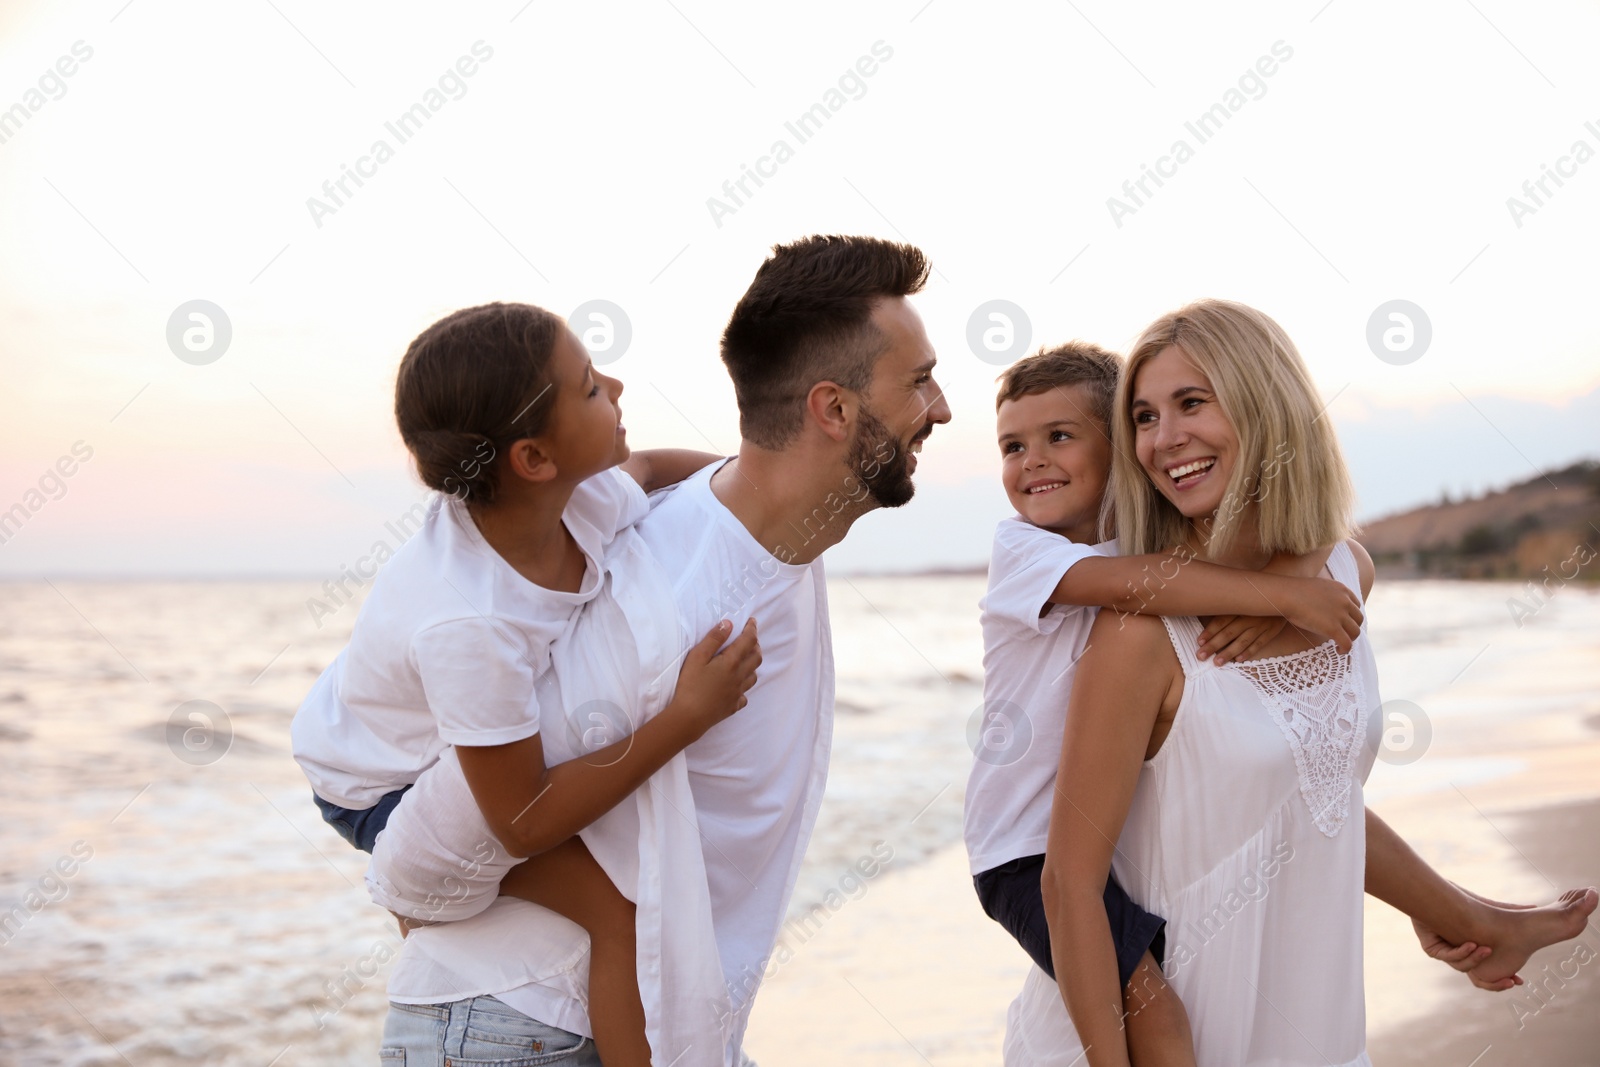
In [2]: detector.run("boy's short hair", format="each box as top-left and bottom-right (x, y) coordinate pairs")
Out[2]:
(721, 234), (931, 449)
(995, 342), (1123, 429)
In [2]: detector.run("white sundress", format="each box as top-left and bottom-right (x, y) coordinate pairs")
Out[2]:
(1004, 541), (1381, 1066)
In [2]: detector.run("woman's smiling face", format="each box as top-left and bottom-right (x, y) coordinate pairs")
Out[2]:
(1130, 344), (1239, 521)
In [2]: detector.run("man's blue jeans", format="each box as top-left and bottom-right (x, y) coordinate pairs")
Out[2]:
(380, 995), (601, 1066)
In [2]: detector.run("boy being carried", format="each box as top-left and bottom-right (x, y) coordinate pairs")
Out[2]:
(966, 343), (1362, 1062)
(966, 342), (1592, 1063)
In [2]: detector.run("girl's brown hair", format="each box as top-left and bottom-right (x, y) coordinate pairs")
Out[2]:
(394, 302), (564, 505)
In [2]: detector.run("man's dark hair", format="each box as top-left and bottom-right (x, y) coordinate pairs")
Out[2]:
(721, 235), (931, 449)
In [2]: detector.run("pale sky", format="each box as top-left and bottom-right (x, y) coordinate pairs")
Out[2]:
(1, 0), (1596, 576)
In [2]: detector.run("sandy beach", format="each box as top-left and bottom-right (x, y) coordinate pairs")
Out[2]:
(747, 581), (1600, 1066)
(1364, 804), (1600, 1065)
(2, 577), (1595, 1065)
(747, 769), (1600, 1066)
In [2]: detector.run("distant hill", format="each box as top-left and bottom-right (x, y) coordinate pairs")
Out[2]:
(1358, 460), (1600, 581)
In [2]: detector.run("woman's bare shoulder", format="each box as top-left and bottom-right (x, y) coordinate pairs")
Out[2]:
(1345, 538), (1375, 601)
(1078, 609), (1184, 753)
(1086, 606), (1180, 665)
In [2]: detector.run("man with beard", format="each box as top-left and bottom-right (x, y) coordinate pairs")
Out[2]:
(633, 234), (948, 1053)
(380, 235), (949, 1066)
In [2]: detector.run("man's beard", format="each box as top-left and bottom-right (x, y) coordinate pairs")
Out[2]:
(849, 404), (921, 509)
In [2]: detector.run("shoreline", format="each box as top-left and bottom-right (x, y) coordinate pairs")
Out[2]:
(746, 840), (1026, 1065)
(836, 569), (1600, 584)
(747, 735), (1600, 1065)
(1366, 796), (1600, 1065)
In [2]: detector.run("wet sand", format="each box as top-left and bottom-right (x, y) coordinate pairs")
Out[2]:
(4, 579), (1594, 1064)
(1366, 798), (1600, 1067)
(746, 734), (1600, 1066)
(744, 842), (1026, 1065)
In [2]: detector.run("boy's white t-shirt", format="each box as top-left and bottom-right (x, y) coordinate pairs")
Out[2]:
(291, 469), (648, 810)
(963, 516), (1117, 876)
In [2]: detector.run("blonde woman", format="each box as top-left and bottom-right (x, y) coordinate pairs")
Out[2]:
(1003, 300), (1597, 1065)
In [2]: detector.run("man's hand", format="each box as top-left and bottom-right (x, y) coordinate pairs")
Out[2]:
(1410, 915), (1523, 991)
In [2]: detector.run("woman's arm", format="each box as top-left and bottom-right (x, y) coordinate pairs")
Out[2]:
(1040, 609), (1182, 1067)
(1351, 539), (1549, 989)
(618, 449), (723, 493)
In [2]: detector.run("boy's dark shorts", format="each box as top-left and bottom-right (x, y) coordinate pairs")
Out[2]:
(973, 853), (1165, 989)
(312, 785), (411, 854)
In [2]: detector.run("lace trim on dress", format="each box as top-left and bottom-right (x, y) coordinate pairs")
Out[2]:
(1226, 641), (1369, 837)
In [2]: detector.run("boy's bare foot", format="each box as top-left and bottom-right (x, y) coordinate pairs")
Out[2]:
(1418, 886), (1598, 990)
(1468, 887), (1598, 987)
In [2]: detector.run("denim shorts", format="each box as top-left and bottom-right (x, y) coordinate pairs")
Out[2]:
(973, 853), (1165, 989)
(380, 996), (600, 1066)
(313, 786), (411, 854)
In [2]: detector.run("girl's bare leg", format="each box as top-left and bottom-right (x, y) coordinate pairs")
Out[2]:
(500, 838), (651, 1067)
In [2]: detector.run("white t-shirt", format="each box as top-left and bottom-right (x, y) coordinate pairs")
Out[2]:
(385, 460), (835, 1066)
(963, 517), (1117, 876)
(647, 460), (834, 1053)
(291, 469), (648, 809)
(388, 488), (735, 1065)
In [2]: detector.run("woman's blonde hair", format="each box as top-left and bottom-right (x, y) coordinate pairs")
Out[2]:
(1108, 299), (1356, 559)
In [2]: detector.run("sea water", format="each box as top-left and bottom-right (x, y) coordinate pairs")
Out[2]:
(1, 575), (1595, 1064)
